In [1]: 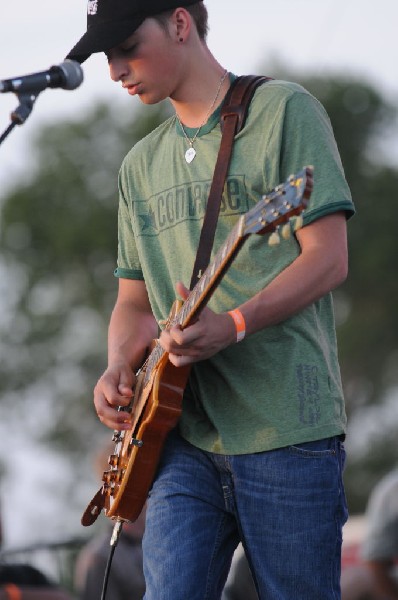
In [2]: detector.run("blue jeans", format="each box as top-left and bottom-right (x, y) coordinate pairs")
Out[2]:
(142, 430), (348, 600)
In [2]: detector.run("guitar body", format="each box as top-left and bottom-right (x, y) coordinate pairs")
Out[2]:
(102, 301), (192, 523)
(104, 355), (191, 522)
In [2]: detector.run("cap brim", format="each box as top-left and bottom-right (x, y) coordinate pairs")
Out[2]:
(66, 17), (146, 63)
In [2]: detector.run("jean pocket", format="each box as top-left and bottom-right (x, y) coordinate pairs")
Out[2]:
(288, 437), (337, 458)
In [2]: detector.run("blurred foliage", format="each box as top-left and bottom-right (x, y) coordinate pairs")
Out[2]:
(0, 100), (172, 508)
(287, 72), (398, 511)
(302, 77), (398, 400)
(0, 73), (397, 516)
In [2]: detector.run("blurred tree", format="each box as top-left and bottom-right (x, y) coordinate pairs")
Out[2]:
(296, 76), (398, 403)
(0, 73), (397, 517)
(294, 74), (398, 512)
(0, 99), (172, 515)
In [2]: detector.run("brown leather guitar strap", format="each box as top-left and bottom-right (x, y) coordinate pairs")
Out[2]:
(189, 74), (272, 290)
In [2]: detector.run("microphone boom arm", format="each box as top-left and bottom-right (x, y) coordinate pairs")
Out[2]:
(0, 91), (38, 146)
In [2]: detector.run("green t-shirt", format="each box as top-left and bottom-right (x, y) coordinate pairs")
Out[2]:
(116, 78), (355, 454)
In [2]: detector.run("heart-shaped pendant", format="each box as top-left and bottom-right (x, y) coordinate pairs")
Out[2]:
(185, 147), (196, 164)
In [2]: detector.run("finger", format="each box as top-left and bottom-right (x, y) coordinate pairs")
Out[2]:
(118, 379), (134, 398)
(98, 382), (131, 408)
(161, 326), (200, 353)
(93, 374), (133, 428)
(168, 352), (195, 367)
(170, 322), (204, 347)
(159, 326), (185, 351)
(97, 370), (134, 407)
(117, 368), (135, 397)
(176, 280), (190, 300)
(94, 393), (132, 430)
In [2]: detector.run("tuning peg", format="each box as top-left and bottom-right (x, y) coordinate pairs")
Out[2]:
(268, 229), (280, 246)
(102, 471), (112, 484)
(102, 482), (111, 494)
(293, 215), (304, 232)
(281, 223), (291, 240)
(108, 454), (119, 467)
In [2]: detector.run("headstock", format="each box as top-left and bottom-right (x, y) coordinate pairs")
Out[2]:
(243, 166), (314, 244)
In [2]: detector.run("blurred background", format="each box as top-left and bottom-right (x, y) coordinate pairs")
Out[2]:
(1, 0), (397, 596)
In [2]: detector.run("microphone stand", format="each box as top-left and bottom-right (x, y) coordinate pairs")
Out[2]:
(0, 91), (39, 146)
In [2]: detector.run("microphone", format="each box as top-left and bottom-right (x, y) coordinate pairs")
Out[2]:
(0, 60), (84, 94)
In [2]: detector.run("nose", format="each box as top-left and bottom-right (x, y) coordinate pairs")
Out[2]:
(108, 56), (129, 83)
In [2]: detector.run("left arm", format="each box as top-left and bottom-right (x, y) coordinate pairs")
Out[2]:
(241, 210), (348, 334)
(160, 211), (348, 366)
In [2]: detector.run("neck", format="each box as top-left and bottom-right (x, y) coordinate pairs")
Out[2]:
(170, 51), (230, 127)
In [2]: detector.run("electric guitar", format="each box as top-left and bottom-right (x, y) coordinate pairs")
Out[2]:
(82, 166), (314, 526)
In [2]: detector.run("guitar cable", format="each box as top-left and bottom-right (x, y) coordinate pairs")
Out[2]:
(100, 518), (124, 600)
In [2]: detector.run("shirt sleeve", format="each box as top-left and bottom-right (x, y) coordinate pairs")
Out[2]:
(280, 89), (355, 225)
(114, 167), (144, 280)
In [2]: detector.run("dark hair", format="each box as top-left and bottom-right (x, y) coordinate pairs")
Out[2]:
(155, 2), (209, 41)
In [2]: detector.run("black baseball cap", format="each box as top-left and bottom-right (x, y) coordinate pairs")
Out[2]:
(67, 0), (200, 64)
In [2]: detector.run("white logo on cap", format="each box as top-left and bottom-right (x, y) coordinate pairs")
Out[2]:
(87, 0), (98, 15)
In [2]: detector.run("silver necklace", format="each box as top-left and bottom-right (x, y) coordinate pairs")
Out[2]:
(176, 69), (228, 164)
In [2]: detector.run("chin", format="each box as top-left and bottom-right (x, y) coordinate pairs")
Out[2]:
(139, 92), (167, 106)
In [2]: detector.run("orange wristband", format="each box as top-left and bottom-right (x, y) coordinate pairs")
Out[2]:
(228, 309), (246, 342)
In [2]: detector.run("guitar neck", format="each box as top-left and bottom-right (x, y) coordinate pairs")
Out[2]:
(176, 217), (246, 328)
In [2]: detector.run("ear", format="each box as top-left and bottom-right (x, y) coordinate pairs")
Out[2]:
(171, 7), (192, 43)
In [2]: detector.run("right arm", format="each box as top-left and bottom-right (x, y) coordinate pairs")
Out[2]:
(94, 278), (158, 430)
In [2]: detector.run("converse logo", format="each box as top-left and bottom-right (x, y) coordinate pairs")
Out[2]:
(87, 0), (98, 15)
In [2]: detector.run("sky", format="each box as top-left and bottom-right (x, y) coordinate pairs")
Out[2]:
(1, 0), (397, 195)
(0, 0), (397, 551)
